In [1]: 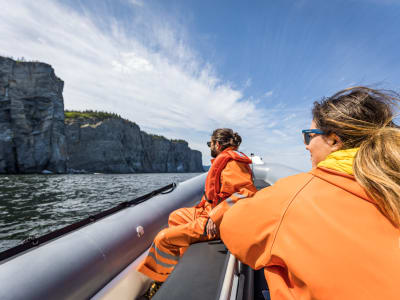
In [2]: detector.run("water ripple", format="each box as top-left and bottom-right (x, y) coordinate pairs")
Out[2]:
(0, 173), (200, 252)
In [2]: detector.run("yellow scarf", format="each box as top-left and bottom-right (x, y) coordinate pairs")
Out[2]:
(317, 148), (359, 175)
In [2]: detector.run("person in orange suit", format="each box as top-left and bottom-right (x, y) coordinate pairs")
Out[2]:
(137, 128), (257, 298)
(220, 87), (400, 300)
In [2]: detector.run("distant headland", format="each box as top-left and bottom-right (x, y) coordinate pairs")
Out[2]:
(0, 56), (203, 174)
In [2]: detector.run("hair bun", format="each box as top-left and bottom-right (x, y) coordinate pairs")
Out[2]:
(233, 132), (242, 146)
(211, 128), (242, 150)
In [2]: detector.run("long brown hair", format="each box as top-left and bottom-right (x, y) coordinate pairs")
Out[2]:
(312, 87), (400, 226)
(211, 128), (242, 151)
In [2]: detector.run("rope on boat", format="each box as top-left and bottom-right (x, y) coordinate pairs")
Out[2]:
(0, 182), (177, 263)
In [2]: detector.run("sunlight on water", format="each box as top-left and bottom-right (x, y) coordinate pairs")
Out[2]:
(0, 173), (201, 252)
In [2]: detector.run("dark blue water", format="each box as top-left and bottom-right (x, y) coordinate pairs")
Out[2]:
(0, 173), (201, 252)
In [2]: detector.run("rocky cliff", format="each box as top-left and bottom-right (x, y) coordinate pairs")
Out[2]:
(0, 56), (202, 174)
(65, 116), (203, 173)
(0, 57), (67, 173)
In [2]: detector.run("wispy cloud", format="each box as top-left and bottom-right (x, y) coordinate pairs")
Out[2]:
(0, 0), (311, 170)
(244, 78), (252, 88)
(362, 0), (400, 4)
(264, 90), (274, 97)
(129, 0), (144, 7)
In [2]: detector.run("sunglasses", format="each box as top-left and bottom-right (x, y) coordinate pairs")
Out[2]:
(302, 129), (325, 145)
(207, 141), (212, 147)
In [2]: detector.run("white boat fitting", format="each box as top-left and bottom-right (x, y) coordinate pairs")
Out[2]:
(0, 160), (301, 300)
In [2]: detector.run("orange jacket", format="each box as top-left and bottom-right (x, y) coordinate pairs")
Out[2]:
(220, 167), (400, 300)
(198, 148), (253, 207)
(199, 148), (257, 227)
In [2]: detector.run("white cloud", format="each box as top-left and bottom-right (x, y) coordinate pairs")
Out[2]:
(0, 0), (311, 170)
(129, 0), (144, 7)
(112, 52), (154, 73)
(244, 78), (252, 88)
(264, 90), (274, 97)
(362, 0), (400, 4)
(272, 129), (287, 138)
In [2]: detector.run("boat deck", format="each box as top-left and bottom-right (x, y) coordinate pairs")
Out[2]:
(152, 240), (270, 300)
(153, 241), (228, 300)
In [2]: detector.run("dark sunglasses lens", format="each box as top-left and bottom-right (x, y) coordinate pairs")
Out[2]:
(207, 141), (211, 147)
(303, 133), (310, 145)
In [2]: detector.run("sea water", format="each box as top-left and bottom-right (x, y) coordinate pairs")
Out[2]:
(0, 173), (201, 252)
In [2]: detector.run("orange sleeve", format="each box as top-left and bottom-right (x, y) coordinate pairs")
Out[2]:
(208, 160), (257, 226)
(218, 183), (283, 270)
(219, 173), (312, 270)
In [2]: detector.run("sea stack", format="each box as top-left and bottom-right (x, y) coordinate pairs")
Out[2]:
(0, 56), (67, 173)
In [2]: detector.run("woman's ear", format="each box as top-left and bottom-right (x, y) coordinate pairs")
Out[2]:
(328, 134), (343, 151)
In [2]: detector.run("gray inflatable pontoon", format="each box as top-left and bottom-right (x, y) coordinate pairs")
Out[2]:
(0, 159), (300, 300)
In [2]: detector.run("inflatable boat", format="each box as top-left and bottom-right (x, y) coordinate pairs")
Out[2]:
(0, 159), (300, 300)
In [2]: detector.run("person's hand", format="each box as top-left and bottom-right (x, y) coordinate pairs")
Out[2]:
(206, 218), (218, 237)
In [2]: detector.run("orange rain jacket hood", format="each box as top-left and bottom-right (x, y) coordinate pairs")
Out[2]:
(220, 167), (400, 300)
(197, 148), (252, 208)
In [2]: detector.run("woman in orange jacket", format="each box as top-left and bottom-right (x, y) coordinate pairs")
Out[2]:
(220, 87), (400, 300)
(137, 128), (257, 298)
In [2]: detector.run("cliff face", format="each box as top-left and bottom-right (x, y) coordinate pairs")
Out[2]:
(0, 57), (67, 173)
(0, 56), (202, 174)
(65, 118), (203, 173)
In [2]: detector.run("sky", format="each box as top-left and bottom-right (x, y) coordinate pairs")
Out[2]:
(1, 0), (400, 171)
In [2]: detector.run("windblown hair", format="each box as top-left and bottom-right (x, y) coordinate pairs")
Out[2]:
(312, 87), (400, 227)
(211, 128), (242, 151)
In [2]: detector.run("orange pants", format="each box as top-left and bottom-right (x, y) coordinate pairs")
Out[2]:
(137, 204), (215, 282)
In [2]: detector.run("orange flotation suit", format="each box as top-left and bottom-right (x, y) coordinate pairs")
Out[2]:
(137, 147), (255, 282)
(197, 148), (253, 208)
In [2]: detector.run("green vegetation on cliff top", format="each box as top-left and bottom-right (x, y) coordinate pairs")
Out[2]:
(65, 110), (187, 144)
(65, 110), (126, 121)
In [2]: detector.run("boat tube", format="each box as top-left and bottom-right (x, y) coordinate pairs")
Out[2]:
(0, 161), (301, 300)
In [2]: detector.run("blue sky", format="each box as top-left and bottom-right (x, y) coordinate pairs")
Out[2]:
(1, 0), (400, 170)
